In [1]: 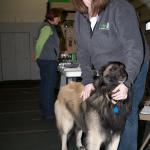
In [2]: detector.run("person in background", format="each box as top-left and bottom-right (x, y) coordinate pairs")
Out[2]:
(35, 8), (62, 120)
(71, 0), (150, 149)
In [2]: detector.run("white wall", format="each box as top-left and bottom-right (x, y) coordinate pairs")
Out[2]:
(51, 2), (74, 10)
(0, 23), (41, 81)
(0, 1), (75, 81)
(0, 0), (47, 23)
(0, 0), (74, 23)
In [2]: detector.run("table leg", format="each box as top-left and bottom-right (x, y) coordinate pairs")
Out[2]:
(140, 133), (150, 150)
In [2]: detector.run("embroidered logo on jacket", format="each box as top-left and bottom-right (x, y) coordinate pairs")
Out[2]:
(99, 22), (110, 30)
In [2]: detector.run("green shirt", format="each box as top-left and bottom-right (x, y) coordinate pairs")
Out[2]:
(35, 25), (53, 59)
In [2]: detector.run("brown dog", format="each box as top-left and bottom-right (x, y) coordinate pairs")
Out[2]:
(55, 62), (130, 150)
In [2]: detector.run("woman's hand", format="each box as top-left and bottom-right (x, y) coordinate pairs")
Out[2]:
(81, 83), (95, 101)
(111, 83), (128, 100)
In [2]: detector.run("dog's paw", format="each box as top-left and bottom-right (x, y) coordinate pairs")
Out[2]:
(79, 146), (86, 150)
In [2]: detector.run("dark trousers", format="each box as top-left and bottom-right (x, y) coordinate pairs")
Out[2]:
(37, 59), (57, 118)
(118, 61), (149, 150)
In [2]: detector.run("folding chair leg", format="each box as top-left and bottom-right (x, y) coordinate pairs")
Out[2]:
(140, 133), (150, 150)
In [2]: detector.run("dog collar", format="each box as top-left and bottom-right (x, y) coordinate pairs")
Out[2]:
(105, 93), (126, 114)
(105, 94), (119, 114)
(111, 99), (119, 114)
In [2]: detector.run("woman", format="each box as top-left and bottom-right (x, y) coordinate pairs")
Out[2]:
(72, 0), (149, 149)
(35, 8), (62, 120)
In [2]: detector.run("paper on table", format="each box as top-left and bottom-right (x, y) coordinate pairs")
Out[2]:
(140, 106), (150, 115)
(63, 67), (81, 72)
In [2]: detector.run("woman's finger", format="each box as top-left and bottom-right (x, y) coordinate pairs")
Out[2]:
(112, 85), (120, 93)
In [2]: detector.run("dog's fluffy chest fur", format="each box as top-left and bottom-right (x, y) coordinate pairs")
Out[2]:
(83, 92), (130, 133)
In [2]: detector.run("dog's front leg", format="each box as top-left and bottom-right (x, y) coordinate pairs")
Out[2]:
(86, 129), (105, 150)
(61, 134), (68, 150)
(107, 134), (120, 150)
(61, 118), (74, 150)
(86, 111), (104, 150)
(76, 129), (85, 150)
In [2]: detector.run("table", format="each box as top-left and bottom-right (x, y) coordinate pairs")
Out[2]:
(59, 66), (98, 86)
(59, 67), (82, 86)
